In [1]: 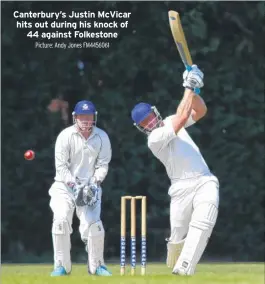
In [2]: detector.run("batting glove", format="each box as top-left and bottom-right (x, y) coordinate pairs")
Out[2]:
(183, 65), (204, 93)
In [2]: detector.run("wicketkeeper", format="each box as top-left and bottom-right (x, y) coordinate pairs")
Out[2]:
(48, 100), (112, 277)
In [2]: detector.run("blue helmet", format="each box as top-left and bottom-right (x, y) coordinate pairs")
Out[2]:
(131, 102), (162, 134)
(72, 100), (98, 129)
(131, 103), (153, 124)
(72, 100), (97, 115)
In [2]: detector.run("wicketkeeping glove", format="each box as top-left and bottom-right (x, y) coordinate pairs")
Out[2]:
(84, 176), (101, 207)
(183, 64), (204, 93)
(83, 183), (99, 207)
(67, 177), (100, 207)
(67, 179), (88, 207)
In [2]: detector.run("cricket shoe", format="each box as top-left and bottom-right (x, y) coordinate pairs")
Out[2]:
(95, 265), (112, 276)
(50, 266), (68, 276)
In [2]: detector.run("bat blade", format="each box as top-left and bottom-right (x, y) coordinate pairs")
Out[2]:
(168, 10), (193, 69)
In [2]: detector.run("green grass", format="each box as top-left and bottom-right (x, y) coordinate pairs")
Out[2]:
(1, 263), (264, 284)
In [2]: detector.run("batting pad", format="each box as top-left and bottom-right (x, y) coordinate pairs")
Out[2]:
(167, 238), (185, 268)
(52, 219), (72, 273)
(87, 220), (105, 274)
(173, 203), (218, 275)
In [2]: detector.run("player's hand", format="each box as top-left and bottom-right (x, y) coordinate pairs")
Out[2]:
(183, 65), (204, 90)
(83, 183), (99, 207)
(68, 177), (100, 207)
(68, 180), (87, 206)
(82, 177), (100, 206)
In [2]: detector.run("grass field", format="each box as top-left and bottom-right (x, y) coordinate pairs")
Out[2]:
(1, 263), (264, 284)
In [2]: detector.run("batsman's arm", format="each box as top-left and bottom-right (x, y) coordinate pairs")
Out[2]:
(171, 88), (196, 133)
(54, 131), (75, 185)
(93, 132), (112, 185)
(148, 90), (194, 152)
(191, 95), (207, 120)
(185, 95), (207, 128)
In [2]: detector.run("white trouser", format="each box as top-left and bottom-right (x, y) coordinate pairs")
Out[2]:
(169, 174), (219, 242)
(168, 174), (219, 274)
(49, 182), (103, 273)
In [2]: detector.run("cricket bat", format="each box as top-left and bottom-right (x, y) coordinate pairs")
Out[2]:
(168, 10), (193, 70)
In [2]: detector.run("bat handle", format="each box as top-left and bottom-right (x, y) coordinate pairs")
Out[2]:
(186, 65), (192, 71)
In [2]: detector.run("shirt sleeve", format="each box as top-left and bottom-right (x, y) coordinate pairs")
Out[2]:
(147, 119), (176, 153)
(54, 131), (75, 185)
(184, 113), (196, 128)
(93, 132), (112, 184)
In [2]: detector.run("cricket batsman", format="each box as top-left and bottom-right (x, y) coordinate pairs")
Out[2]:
(131, 65), (219, 275)
(48, 100), (112, 276)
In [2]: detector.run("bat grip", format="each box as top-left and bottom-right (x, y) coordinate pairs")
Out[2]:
(194, 88), (200, 94)
(186, 65), (192, 71)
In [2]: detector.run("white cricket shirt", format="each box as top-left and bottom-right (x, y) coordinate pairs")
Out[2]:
(147, 115), (210, 187)
(53, 124), (112, 189)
